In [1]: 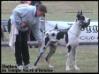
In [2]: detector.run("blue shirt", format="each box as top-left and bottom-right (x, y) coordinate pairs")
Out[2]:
(10, 4), (40, 31)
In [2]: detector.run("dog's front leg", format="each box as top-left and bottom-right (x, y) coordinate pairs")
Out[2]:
(66, 45), (80, 71)
(66, 45), (72, 71)
(72, 45), (80, 71)
(34, 36), (50, 66)
(45, 43), (57, 68)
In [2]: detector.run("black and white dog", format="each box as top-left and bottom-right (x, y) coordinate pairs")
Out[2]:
(34, 11), (91, 71)
(34, 25), (67, 68)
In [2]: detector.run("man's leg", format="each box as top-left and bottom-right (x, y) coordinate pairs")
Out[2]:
(21, 31), (30, 66)
(15, 32), (23, 67)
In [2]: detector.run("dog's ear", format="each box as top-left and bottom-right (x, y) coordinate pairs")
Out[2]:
(77, 10), (82, 15)
(56, 31), (64, 40)
(77, 10), (83, 20)
(54, 24), (58, 30)
(80, 10), (83, 15)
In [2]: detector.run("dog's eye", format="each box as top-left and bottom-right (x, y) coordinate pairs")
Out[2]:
(51, 33), (55, 36)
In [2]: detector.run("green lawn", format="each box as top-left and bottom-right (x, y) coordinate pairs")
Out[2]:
(1, 1), (98, 73)
(1, 45), (98, 73)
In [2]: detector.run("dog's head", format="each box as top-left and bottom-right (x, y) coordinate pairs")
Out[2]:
(76, 10), (91, 29)
(45, 24), (67, 42)
(45, 29), (66, 42)
(45, 30), (59, 41)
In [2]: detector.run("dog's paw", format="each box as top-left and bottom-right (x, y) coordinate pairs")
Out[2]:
(48, 64), (54, 68)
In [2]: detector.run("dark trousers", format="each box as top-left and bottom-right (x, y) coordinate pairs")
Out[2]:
(15, 31), (30, 66)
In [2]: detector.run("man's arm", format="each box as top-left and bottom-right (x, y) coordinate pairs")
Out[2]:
(39, 16), (45, 33)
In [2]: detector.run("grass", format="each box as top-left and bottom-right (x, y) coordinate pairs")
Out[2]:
(1, 45), (98, 73)
(1, 1), (98, 73)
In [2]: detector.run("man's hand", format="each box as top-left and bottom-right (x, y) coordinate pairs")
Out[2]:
(21, 22), (28, 28)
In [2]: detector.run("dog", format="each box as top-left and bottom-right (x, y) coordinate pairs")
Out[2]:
(34, 25), (67, 68)
(65, 10), (90, 71)
(34, 10), (91, 71)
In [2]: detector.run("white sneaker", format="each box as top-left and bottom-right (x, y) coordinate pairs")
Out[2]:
(65, 66), (71, 71)
(24, 64), (33, 70)
(17, 65), (23, 71)
(74, 65), (80, 71)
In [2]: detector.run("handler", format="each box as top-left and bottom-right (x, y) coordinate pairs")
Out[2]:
(9, 4), (47, 70)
